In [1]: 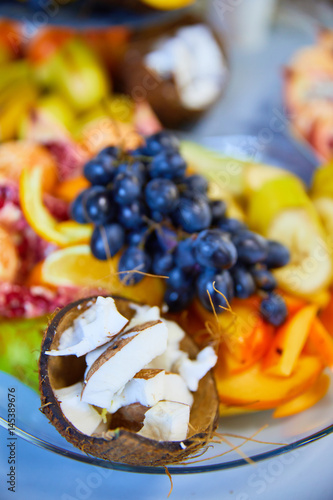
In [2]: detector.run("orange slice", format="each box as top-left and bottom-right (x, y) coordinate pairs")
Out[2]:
(20, 164), (92, 246)
(28, 244), (165, 307)
(54, 176), (90, 203)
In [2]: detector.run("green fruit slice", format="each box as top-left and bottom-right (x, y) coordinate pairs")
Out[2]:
(247, 176), (317, 235)
(180, 141), (246, 198)
(311, 162), (333, 199)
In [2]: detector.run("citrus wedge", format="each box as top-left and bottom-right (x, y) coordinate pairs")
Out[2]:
(20, 164), (92, 246)
(28, 245), (165, 307)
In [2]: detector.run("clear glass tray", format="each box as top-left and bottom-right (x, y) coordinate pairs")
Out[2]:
(0, 134), (331, 474)
(1, 370), (333, 474)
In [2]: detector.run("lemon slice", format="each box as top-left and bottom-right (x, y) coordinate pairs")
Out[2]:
(20, 164), (92, 246)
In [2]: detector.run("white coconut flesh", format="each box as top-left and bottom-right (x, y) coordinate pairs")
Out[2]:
(54, 382), (107, 436)
(138, 401), (191, 442)
(46, 297), (129, 357)
(46, 299), (217, 442)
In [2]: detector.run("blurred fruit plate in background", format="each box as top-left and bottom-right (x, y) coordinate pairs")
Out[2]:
(283, 27), (333, 163)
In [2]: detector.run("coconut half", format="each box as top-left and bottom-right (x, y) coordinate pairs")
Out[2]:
(39, 296), (219, 467)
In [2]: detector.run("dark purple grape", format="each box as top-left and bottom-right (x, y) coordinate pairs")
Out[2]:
(173, 196), (212, 233)
(90, 223), (125, 260)
(210, 200), (227, 225)
(164, 286), (194, 313)
(230, 266), (256, 299)
(84, 147), (119, 185)
(218, 218), (246, 234)
(126, 226), (149, 246)
(196, 269), (234, 312)
(260, 293), (287, 326)
(167, 267), (194, 289)
(265, 240), (290, 268)
(84, 187), (115, 225)
(251, 266), (277, 292)
(144, 131), (179, 156)
(118, 247), (151, 285)
(148, 151), (186, 180)
(113, 172), (141, 205)
(150, 210), (164, 222)
(232, 230), (268, 264)
(70, 189), (90, 224)
(193, 229), (237, 270)
(174, 238), (197, 273)
(155, 227), (178, 253)
(152, 252), (174, 276)
(145, 178), (179, 214)
(118, 201), (146, 229)
(118, 160), (146, 186)
(182, 175), (208, 197)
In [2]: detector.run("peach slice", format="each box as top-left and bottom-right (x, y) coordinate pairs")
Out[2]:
(215, 355), (323, 411)
(319, 292), (333, 337)
(307, 317), (333, 370)
(262, 304), (318, 376)
(273, 373), (330, 418)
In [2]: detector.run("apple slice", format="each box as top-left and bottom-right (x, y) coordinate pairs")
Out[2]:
(273, 373), (330, 418)
(268, 209), (332, 298)
(262, 304), (318, 376)
(307, 317), (333, 370)
(247, 175), (332, 299)
(215, 355), (323, 411)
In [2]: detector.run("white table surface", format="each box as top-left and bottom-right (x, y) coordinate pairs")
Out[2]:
(1, 9), (333, 500)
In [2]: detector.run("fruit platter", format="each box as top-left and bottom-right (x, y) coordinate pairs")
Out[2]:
(1, 114), (333, 469)
(0, 4), (333, 475)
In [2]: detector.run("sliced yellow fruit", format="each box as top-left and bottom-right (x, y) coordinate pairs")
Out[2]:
(20, 164), (92, 246)
(311, 162), (333, 199)
(140, 0), (194, 9)
(215, 355), (323, 411)
(273, 373), (330, 418)
(30, 245), (165, 307)
(247, 176), (313, 235)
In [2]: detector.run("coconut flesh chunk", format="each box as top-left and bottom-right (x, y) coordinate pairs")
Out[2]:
(107, 369), (194, 414)
(108, 368), (165, 413)
(81, 320), (168, 409)
(138, 401), (190, 442)
(147, 319), (185, 371)
(54, 382), (107, 436)
(174, 346), (218, 392)
(164, 372), (193, 407)
(46, 297), (129, 357)
(124, 304), (160, 331)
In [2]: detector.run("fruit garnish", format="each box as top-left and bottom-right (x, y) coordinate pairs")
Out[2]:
(70, 131), (291, 326)
(28, 245), (165, 307)
(0, 141), (58, 190)
(0, 315), (48, 391)
(20, 163), (92, 246)
(39, 296), (219, 466)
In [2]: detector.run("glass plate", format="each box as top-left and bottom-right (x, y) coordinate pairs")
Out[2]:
(0, 134), (331, 475)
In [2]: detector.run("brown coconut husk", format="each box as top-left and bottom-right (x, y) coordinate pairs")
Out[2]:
(39, 296), (219, 467)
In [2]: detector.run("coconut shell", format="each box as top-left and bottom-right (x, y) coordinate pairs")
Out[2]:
(39, 296), (219, 467)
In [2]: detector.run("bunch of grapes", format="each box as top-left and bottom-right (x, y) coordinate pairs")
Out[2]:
(71, 131), (290, 326)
